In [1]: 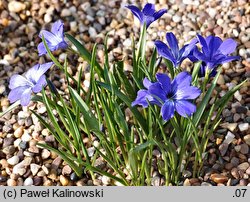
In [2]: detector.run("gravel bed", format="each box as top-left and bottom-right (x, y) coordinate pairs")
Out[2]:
(0, 0), (249, 186)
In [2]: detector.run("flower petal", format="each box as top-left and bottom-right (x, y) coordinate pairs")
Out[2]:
(20, 88), (32, 106)
(25, 62), (53, 83)
(32, 75), (47, 93)
(161, 100), (175, 121)
(39, 30), (61, 46)
(37, 42), (47, 56)
(51, 20), (64, 38)
(217, 55), (240, 64)
(207, 36), (222, 57)
(197, 34), (209, 55)
(148, 82), (166, 102)
(8, 86), (29, 103)
(153, 9), (167, 20)
(156, 73), (171, 94)
(172, 71), (192, 91)
(175, 86), (201, 100)
(175, 100), (196, 117)
(143, 78), (152, 89)
(155, 40), (176, 66)
(142, 3), (155, 16)
(9, 74), (31, 89)
(126, 5), (143, 24)
(132, 89), (150, 107)
(166, 32), (179, 59)
(218, 38), (237, 55)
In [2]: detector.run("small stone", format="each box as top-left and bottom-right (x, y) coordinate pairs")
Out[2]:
(38, 106), (46, 114)
(246, 167), (250, 175)
(172, 15), (181, 23)
(14, 126), (24, 138)
(219, 143), (228, 156)
(201, 182), (212, 186)
(33, 176), (43, 186)
(47, 169), (57, 181)
(60, 175), (69, 186)
(21, 132), (32, 142)
(3, 146), (16, 155)
(0, 85), (6, 94)
(240, 144), (249, 154)
(183, 179), (191, 186)
(89, 27), (97, 38)
(244, 135), (250, 146)
(210, 174), (228, 184)
(19, 141), (27, 149)
(61, 8), (71, 17)
(70, 172), (79, 181)
(102, 176), (111, 185)
(239, 123), (249, 132)
(87, 147), (95, 157)
(7, 179), (17, 186)
(231, 168), (240, 179)
(24, 177), (33, 186)
(51, 157), (62, 169)
(3, 137), (15, 148)
(236, 106), (248, 114)
(0, 175), (7, 182)
(62, 165), (72, 175)
(237, 162), (249, 171)
(217, 75), (225, 85)
(43, 180), (53, 186)
(234, 91), (242, 101)
(231, 157), (240, 166)
(41, 149), (50, 159)
(182, 170), (192, 178)
(223, 131), (235, 144)
(8, 1), (26, 13)
(30, 164), (41, 176)
(7, 156), (19, 165)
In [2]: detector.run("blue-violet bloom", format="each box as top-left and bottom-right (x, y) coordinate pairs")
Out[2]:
(38, 20), (68, 56)
(132, 72), (201, 121)
(192, 35), (240, 77)
(125, 3), (167, 29)
(155, 32), (197, 67)
(8, 62), (53, 106)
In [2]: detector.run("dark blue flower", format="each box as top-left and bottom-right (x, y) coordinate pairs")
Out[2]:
(191, 35), (240, 77)
(125, 3), (167, 29)
(38, 20), (68, 56)
(155, 32), (197, 67)
(8, 62), (53, 106)
(132, 72), (201, 121)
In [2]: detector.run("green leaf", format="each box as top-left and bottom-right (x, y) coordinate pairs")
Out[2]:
(193, 69), (221, 126)
(65, 33), (103, 77)
(97, 81), (148, 134)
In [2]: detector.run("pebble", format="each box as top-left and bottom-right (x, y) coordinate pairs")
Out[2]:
(51, 157), (62, 169)
(223, 131), (235, 144)
(219, 143), (228, 156)
(244, 135), (250, 146)
(239, 123), (249, 132)
(0, 175), (7, 182)
(237, 162), (249, 171)
(210, 174), (228, 184)
(61, 8), (71, 17)
(21, 132), (32, 142)
(60, 175), (69, 186)
(30, 164), (41, 176)
(33, 176), (43, 186)
(41, 149), (50, 159)
(0, 85), (6, 94)
(70, 172), (79, 182)
(102, 176), (111, 185)
(7, 179), (17, 186)
(183, 178), (191, 186)
(62, 165), (72, 175)
(24, 177), (33, 186)
(89, 27), (97, 38)
(231, 168), (240, 179)
(240, 144), (249, 154)
(7, 156), (19, 165)
(8, 1), (26, 13)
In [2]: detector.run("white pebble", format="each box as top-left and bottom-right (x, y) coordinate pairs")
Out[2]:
(7, 156), (19, 165)
(21, 132), (32, 142)
(239, 123), (249, 132)
(24, 177), (33, 186)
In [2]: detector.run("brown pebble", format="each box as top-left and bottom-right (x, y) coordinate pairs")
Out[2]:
(7, 179), (17, 186)
(240, 144), (249, 154)
(33, 176), (43, 186)
(47, 169), (57, 181)
(43, 179), (53, 186)
(76, 179), (85, 186)
(237, 162), (249, 171)
(62, 165), (72, 175)
(231, 168), (240, 179)
(59, 175), (69, 186)
(210, 174), (228, 184)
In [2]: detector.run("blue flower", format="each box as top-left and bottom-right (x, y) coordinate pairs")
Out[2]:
(155, 32), (197, 67)
(38, 20), (68, 56)
(191, 35), (240, 77)
(8, 62), (53, 106)
(132, 72), (201, 121)
(125, 3), (167, 29)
